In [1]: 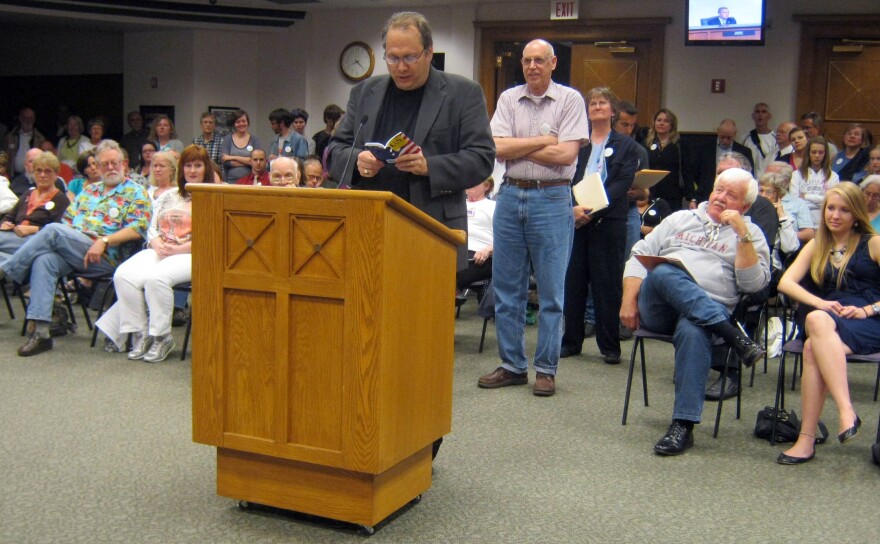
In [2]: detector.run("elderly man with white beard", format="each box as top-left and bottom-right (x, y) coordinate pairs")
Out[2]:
(0, 139), (151, 356)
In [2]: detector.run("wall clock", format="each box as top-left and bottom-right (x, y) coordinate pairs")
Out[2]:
(340, 41), (375, 82)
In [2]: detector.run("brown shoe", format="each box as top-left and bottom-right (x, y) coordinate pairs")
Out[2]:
(478, 367), (528, 388)
(17, 334), (53, 357)
(533, 372), (556, 397)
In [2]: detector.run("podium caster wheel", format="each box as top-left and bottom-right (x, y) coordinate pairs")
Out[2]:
(359, 524), (375, 536)
(411, 494), (422, 505)
(237, 501), (250, 511)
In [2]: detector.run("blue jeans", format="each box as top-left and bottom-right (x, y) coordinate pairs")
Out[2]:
(0, 230), (29, 260)
(492, 182), (573, 376)
(625, 203), (640, 262)
(637, 264), (730, 422)
(0, 223), (115, 322)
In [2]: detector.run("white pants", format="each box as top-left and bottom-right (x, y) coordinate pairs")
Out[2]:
(96, 248), (191, 348)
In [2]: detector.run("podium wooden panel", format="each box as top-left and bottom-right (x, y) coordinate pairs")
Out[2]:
(189, 185), (464, 527)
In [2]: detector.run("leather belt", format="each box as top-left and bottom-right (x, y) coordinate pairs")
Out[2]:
(503, 177), (570, 189)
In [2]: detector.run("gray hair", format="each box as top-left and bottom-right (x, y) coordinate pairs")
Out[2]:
(860, 175), (880, 191)
(716, 167), (758, 206)
(765, 161), (794, 181)
(758, 172), (789, 199)
(95, 139), (124, 159)
(718, 151), (752, 174)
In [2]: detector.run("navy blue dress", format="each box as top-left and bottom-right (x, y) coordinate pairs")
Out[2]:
(819, 236), (880, 354)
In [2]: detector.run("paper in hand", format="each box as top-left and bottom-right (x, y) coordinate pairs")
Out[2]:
(572, 172), (609, 214)
(634, 169), (671, 190)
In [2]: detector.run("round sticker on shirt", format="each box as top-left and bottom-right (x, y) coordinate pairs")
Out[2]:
(246, 145), (253, 152)
(45, 201), (55, 211)
(284, 146), (291, 153)
(108, 208), (119, 218)
(835, 158), (843, 165)
(604, 148), (614, 158)
(650, 143), (657, 151)
(540, 123), (551, 136)
(648, 209), (657, 216)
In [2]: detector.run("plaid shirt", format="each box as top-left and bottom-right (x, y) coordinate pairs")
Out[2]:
(192, 133), (224, 166)
(64, 179), (152, 266)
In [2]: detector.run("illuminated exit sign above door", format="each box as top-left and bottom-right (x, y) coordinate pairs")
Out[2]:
(550, 1), (578, 20)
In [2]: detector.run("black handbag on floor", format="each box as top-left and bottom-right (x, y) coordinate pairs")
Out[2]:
(754, 406), (828, 444)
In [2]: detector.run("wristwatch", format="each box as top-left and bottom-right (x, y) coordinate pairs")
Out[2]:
(871, 303), (880, 316)
(101, 236), (110, 245)
(738, 232), (753, 243)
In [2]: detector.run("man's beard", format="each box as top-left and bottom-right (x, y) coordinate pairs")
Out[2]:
(102, 171), (125, 185)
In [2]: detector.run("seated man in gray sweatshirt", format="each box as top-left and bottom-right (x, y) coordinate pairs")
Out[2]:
(620, 167), (771, 456)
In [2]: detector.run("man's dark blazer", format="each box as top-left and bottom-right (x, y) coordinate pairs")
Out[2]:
(328, 67), (495, 269)
(704, 16), (737, 26)
(690, 140), (754, 203)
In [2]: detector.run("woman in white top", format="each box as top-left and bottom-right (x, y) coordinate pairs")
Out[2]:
(146, 151), (178, 204)
(790, 136), (840, 225)
(456, 177), (495, 291)
(97, 145), (213, 362)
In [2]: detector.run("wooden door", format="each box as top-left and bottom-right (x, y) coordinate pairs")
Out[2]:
(795, 15), (880, 144)
(818, 39), (880, 142)
(570, 41), (657, 124)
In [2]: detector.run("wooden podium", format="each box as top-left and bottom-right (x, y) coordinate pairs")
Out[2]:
(189, 185), (464, 530)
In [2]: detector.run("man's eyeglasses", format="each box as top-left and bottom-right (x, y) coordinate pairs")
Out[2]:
(864, 191), (880, 201)
(384, 49), (426, 66)
(521, 56), (552, 67)
(98, 160), (124, 170)
(270, 173), (298, 183)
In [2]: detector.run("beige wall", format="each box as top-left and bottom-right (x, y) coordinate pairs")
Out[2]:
(2, 1), (879, 143)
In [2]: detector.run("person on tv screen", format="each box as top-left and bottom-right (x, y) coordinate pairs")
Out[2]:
(705, 7), (736, 26)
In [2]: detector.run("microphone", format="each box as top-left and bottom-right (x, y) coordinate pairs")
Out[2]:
(338, 114), (369, 190)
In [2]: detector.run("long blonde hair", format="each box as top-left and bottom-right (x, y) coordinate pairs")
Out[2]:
(645, 108), (680, 146)
(811, 183), (877, 288)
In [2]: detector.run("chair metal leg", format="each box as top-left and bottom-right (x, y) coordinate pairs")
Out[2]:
(622, 336), (641, 426)
(873, 363), (880, 402)
(89, 281), (117, 347)
(713, 349), (733, 439)
(478, 318), (490, 353)
(58, 278), (77, 328)
(791, 354), (801, 391)
(1, 280), (14, 319)
(639, 338), (649, 406)
(180, 317), (192, 360)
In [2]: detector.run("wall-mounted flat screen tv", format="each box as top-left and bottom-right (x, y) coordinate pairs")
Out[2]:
(686, 0), (767, 46)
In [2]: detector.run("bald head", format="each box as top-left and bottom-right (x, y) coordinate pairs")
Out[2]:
(269, 156), (300, 187)
(775, 121), (797, 149)
(717, 119), (737, 149)
(24, 148), (43, 174)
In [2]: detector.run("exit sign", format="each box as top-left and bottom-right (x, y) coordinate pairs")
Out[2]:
(550, 1), (578, 20)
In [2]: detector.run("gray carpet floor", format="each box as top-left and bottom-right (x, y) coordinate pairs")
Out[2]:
(2, 301), (878, 543)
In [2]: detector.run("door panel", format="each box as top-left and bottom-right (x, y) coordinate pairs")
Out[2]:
(571, 43), (643, 103)
(794, 16), (880, 145)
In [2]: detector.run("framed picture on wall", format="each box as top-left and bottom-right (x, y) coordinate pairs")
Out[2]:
(140, 105), (175, 130)
(209, 106), (240, 137)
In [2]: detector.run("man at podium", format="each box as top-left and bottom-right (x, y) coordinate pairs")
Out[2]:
(328, 11), (495, 269)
